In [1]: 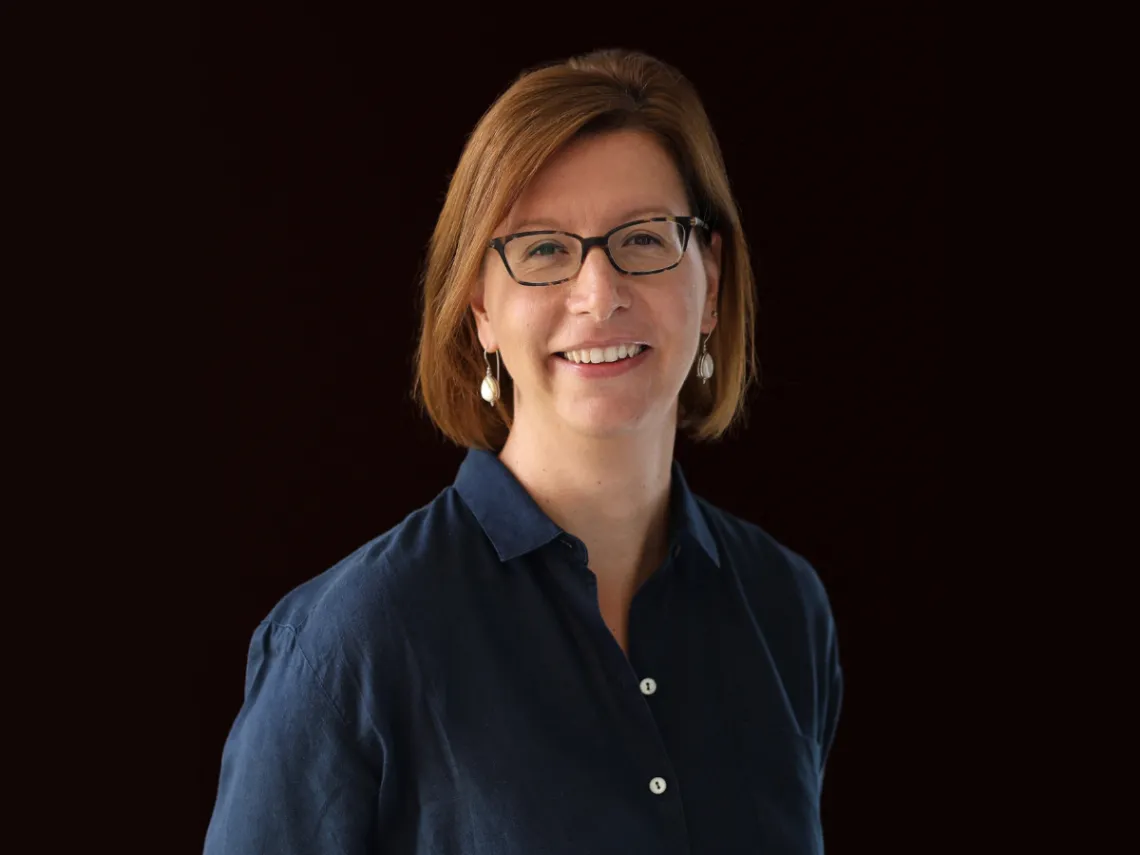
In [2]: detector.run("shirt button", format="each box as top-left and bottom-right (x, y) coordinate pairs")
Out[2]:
(649, 777), (667, 795)
(639, 677), (658, 696)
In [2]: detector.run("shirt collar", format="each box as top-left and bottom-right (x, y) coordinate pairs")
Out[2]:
(454, 447), (721, 568)
(669, 460), (722, 567)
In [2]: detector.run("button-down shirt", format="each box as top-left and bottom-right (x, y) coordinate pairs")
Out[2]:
(204, 448), (843, 854)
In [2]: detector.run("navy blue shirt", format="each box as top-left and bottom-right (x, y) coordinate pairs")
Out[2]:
(204, 448), (843, 854)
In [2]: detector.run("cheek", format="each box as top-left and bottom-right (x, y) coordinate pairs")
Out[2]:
(644, 280), (703, 335)
(495, 291), (560, 359)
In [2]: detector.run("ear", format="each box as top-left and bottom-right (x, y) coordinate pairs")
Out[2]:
(700, 231), (722, 335)
(469, 275), (498, 353)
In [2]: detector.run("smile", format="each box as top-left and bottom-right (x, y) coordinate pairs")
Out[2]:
(553, 344), (651, 378)
(558, 344), (646, 364)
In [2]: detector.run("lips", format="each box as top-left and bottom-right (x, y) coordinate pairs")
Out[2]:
(552, 344), (651, 377)
(558, 344), (647, 364)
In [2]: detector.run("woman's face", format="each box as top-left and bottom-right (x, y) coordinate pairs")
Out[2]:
(472, 129), (720, 440)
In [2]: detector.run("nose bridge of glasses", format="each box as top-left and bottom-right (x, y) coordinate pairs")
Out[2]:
(579, 234), (624, 275)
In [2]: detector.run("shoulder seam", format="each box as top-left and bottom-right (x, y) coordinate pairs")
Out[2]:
(266, 620), (352, 730)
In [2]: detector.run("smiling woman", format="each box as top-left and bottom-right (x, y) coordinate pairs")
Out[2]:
(204, 48), (843, 855)
(416, 52), (757, 446)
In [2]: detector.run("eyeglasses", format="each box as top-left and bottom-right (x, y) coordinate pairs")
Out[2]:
(487, 215), (708, 286)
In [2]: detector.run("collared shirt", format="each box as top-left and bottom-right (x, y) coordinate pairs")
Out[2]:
(204, 448), (843, 854)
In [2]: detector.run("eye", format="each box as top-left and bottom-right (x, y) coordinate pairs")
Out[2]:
(624, 232), (664, 247)
(525, 241), (569, 259)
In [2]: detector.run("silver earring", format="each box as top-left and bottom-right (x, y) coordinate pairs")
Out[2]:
(696, 334), (714, 383)
(480, 349), (501, 406)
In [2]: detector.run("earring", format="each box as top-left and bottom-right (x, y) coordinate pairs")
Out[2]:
(696, 334), (714, 383)
(480, 349), (501, 406)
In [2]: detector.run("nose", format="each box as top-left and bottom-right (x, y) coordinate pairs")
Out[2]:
(567, 244), (630, 322)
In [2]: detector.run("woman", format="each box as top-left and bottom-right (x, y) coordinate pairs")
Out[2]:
(205, 48), (842, 855)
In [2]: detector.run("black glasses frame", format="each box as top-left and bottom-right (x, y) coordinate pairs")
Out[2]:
(487, 215), (709, 286)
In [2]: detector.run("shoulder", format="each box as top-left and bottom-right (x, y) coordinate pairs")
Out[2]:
(251, 485), (479, 688)
(695, 496), (837, 634)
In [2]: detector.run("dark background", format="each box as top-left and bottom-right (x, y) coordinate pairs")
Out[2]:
(197, 2), (943, 850)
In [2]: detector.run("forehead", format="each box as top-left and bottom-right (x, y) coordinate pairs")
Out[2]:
(500, 129), (689, 233)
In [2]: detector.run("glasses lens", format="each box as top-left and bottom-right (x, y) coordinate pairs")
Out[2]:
(504, 233), (582, 284)
(609, 220), (685, 273)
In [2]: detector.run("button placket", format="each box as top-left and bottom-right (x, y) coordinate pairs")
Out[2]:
(628, 582), (671, 804)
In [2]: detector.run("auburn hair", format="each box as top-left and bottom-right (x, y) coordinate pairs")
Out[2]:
(413, 48), (758, 450)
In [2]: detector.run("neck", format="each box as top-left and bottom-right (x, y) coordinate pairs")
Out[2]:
(499, 409), (676, 595)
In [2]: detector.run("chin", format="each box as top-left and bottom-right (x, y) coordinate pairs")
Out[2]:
(557, 398), (664, 438)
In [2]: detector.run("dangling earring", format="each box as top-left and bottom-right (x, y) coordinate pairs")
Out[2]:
(696, 333), (714, 383)
(480, 349), (501, 406)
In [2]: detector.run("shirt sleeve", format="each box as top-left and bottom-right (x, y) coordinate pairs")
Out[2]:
(819, 631), (843, 782)
(203, 620), (381, 854)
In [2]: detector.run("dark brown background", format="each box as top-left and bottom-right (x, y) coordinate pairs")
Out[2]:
(196, 2), (943, 850)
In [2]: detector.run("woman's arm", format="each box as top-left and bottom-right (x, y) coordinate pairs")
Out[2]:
(820, 622), (843, 782)
(203, 621), (382, 854)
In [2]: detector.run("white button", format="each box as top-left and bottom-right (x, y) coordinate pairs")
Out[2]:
(639, 677), (658, 696)
(649, 777), (667, 794)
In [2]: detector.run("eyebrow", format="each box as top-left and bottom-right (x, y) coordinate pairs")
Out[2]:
(506, 206), (678, 234)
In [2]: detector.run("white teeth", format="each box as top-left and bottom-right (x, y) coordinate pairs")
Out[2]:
(561, 344), (643, 364)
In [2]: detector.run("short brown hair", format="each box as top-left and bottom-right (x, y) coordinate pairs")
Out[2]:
(413, 48), (757, 450)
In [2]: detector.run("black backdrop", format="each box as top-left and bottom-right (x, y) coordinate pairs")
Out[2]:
(197, 3), (943, 850)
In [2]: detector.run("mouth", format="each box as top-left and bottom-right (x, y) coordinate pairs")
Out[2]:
(552, 343), (651, 378)
(555, 344), (650, 365)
